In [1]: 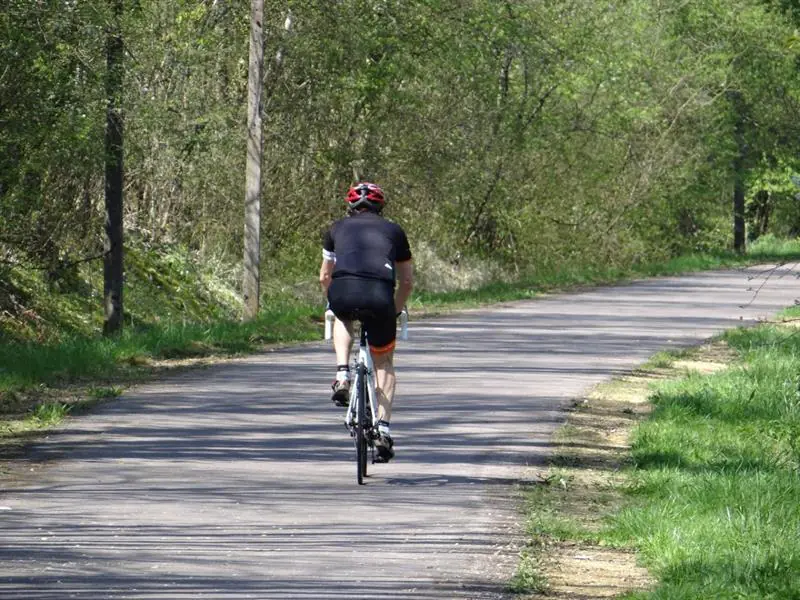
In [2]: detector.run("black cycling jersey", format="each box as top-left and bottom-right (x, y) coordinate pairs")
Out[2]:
(322, 211), (412, 284)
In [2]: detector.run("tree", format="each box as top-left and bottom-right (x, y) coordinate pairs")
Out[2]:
(729, 91), (748, 253)
(242, 0), (264, 321)
(103, 0), (124, 335)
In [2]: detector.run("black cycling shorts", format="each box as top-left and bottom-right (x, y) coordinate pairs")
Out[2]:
(327, 276), (396, 354)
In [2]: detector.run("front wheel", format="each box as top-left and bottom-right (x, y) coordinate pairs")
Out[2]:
(355, 366), (368, 484)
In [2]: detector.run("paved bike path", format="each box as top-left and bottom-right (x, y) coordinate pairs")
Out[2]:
(1, 266), (798, 599)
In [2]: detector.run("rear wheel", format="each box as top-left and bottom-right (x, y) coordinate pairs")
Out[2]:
(355, 366), (368, 484)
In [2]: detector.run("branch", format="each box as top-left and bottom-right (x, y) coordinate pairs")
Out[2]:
(740, 262), (800, 309)
(463, 162), (504, 247)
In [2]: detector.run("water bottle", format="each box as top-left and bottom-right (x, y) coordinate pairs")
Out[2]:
(398, 309), (408, 341)
(324, 309), (336, 340)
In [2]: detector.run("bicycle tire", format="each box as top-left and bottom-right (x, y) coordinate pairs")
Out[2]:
(355, 364), (368, 484)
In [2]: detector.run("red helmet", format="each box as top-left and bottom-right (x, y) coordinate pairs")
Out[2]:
(345, 182), (385, 212)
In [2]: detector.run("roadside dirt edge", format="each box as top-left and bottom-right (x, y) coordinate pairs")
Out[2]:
(518, 341), (737, 599)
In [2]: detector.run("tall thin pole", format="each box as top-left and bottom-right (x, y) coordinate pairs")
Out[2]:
(243, 0), (264, 320)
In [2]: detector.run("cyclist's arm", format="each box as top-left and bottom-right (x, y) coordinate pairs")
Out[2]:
(394, 259), (414, 314)
(319, 251), (335, 293)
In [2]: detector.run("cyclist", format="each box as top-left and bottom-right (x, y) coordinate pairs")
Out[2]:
(319, 182), (414, 463)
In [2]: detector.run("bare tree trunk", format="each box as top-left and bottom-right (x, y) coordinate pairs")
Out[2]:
(733, 172), (746, 252)
(242, 0), (264, 321)
(103, 0), (124, 335)
(729, 91), (746, 253)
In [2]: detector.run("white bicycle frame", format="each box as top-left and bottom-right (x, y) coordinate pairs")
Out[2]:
(345, 327), (378, 432)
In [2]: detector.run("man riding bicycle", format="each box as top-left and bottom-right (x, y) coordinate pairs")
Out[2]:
(319, 182), (414, 463)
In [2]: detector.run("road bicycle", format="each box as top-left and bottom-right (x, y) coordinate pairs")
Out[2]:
(325, 308), (408, 485)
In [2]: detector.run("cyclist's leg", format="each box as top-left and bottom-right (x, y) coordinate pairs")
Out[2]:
(363, 293), (397, 422)
(327, 278), (358, 405)
(329, 317), (355, 405)
(371, 349), (395, 423)
(333, 317), (354, 366)
(364, 280), (397, 462)
(365, 305), (397, 462)
(328, 278), (355, 363)
(371, 348), (396, 463)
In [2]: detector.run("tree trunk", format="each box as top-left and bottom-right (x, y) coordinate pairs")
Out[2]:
(733, 174), (746, 252)
(729, 91), (746, 254)
(242, 0), (264, 321)
(103, 0), (124, 335)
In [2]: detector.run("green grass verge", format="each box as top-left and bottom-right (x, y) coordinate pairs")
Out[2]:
(0, 302), (320, 394)
(540, 316), (800, 599)
(608, 322), (800, 599)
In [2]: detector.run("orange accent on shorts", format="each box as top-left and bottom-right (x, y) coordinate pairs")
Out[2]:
(370, 340), (396, 355)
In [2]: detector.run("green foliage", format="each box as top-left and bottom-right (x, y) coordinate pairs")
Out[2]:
(86, 386), (123, 400)
(4, 0), (800, 342)
(507, 549), (548, 594)
(746, 233), (800, 258)
(29, 402), (72, 426)
(0, 1), (106, 266)
(122, 243), (241, 324)
(0, 237), (244, 345)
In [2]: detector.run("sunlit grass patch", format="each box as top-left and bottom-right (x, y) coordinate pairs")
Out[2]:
(86, 386), (123, 400)
(604, 323), (800, 599)
(0, 337), (119, 391)
(524, 476), (602, 544)
(508, 549), (548, 594)
(747, 233), (800, 260)
(29, 401), (72, 427)
(641, 347), (695, 370)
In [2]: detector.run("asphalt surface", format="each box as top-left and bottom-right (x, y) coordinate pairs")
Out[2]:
(1, 265), (798, 599)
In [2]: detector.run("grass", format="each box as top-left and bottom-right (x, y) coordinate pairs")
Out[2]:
(642, 350), (680, 369)
(519, 304), (800, 598)
(508, 550), (549, 594)
(523, 471), (601, 545)
(0, 303), (321, 391)
(610, 331), (800, 599)
(29, 402), (72, 426)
